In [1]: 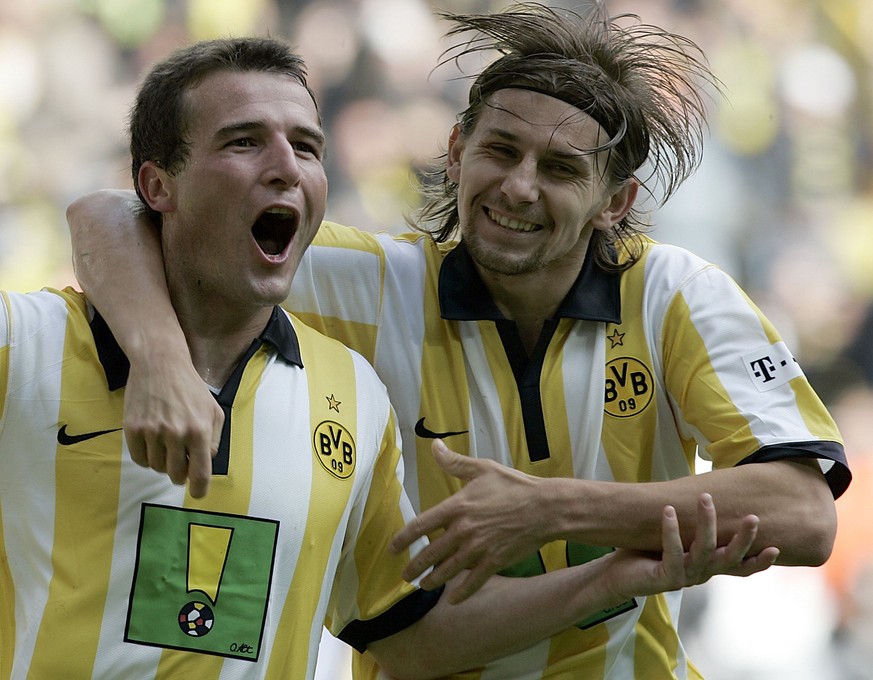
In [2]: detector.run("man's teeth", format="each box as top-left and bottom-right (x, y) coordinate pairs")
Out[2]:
(487, 209), (539, 232)
(265, 207), (294, 215)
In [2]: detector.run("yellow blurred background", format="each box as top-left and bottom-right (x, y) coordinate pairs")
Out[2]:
(2, 1), (872, 678)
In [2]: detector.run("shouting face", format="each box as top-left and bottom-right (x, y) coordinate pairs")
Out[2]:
(141, 69), (328, 323)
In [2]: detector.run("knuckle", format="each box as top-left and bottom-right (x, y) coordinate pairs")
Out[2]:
(130, 454), (149, 468)
(482, 553), (502, 572)
(418, 547), (440, 569)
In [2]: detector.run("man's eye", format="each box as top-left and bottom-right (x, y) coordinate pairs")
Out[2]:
(292, 141), (322, 159)
(488, 144), (515, 157)
(229, 138), (256, 148)
(293, 141), (314, 154)
(548, 163), (577, 177)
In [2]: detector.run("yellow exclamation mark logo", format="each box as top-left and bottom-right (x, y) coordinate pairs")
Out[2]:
(178, 523), (233, 637)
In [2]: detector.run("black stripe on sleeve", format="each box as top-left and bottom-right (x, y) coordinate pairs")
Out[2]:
(336, 585), (444, 653)
(736, 441), (851, 500)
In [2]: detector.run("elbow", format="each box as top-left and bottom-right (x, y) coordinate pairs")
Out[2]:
(367, 631), (445, 680)
(66, 190), (109, 269)
(781, 489), (837, 567)
(66, 190), (107, 234)
(802, 501), (837, 567)
(66, 188), (136, 236)
(766, 459), (838, 567)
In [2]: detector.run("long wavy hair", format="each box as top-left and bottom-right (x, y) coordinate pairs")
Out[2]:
(414, 2), (718, 271)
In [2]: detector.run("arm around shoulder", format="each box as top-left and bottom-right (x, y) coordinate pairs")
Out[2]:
(67, 188), (172, 346)
(66, 188), (222, 498)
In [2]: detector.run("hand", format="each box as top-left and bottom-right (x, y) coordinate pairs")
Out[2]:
(391, 439), (550, 603)
(124, 348), (223, 498)
(604, 493), (780, 602)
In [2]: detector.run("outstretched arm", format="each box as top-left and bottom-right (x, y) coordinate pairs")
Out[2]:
(370, 493), (778, 680)
(392, 440), (835, 603)
(67, 190), (222, 497)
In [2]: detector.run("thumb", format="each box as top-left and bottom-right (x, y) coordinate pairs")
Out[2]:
(432, 439), (477, 481)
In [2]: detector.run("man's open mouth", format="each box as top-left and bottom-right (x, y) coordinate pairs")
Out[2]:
(252, 208), (297, 256)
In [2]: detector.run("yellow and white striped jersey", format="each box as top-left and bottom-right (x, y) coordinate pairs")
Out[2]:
(290, 222), (849, 680)
(0, 287), (437, 680)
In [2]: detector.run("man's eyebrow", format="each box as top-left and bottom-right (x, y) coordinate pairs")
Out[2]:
(215, 120), (265, 137)
(483, 127), (592, 162)
(482, 127), (520, 143)
(215, 120), (326, 146)
(293, 124), (326, 147)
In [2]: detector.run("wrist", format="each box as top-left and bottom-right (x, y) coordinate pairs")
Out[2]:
(566, 551), (628, 620)
(544, 476), (596, 543)
(593, 551), (633, 605)
(533, 477), (561, 543)
(122, 323), (191, 368)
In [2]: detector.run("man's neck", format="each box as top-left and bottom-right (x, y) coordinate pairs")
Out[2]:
(479, 267), (574, 356)
(175, 301), (273, 389)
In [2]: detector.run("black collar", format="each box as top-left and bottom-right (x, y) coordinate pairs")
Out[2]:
(90, 305), (303, 392)
(438, 241), (622, 323)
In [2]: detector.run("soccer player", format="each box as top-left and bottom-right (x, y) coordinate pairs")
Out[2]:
(65, 4), (849, 679)
(0, 33), (777, 680)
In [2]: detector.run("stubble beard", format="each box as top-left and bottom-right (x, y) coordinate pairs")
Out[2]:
(462, 222), (547, 277)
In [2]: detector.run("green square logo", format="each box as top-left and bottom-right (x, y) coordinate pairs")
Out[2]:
(125, 504), (279, 661)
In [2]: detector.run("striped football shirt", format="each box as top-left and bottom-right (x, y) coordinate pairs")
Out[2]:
(288, 222), (849, 680)
(0, 287), (437, 680)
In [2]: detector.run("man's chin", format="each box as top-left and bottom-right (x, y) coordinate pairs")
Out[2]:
(248, 280), (293, 308)
(256, 290), (292, 307)
(466, 242), (538, 277)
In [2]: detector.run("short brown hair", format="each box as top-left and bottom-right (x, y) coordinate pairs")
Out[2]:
(129, 37), (317, 216)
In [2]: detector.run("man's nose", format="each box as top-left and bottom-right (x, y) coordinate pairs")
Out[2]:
(500, 157), (540, 203)
(265, 140), (302, 187)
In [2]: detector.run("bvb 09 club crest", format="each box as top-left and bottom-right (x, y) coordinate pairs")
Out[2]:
(313, 421), (356, 479)
(604, 357), (654, 418)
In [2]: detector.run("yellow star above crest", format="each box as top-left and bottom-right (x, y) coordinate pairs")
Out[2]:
(326, 394), (341, 412)
(607, 329), (625, 348)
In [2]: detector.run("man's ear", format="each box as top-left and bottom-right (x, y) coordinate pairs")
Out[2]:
(589, 178), (639, 232)
(137, 161), (176, 213)
(446, 124), (464, 184)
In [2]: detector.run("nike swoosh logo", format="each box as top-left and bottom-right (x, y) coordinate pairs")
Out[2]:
(414, 417), (468, 440)
(57, 425), (123, 446)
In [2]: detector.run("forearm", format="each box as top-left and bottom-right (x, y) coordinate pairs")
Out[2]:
(67, 189), (184, 361)
(372, 492), (778, 678)
(547, 459), (835, 565)
(369, 562), (620, 679)
(67, 190), (224, 497)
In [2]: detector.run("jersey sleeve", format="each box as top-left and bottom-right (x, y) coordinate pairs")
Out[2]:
(287, 222), (387, 365)
(324, 380), (440, 650)
(658, 255), (849, 498)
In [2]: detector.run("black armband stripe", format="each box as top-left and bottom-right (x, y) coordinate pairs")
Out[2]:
(737, 441), (851, 499)
(337, 586), (444, 653)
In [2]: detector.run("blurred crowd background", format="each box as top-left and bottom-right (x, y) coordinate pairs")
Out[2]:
(2, 0), (872, 677)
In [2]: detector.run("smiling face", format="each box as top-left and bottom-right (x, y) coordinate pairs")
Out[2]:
(139, 69), (327, 323)
(446, 88), (636, 283)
